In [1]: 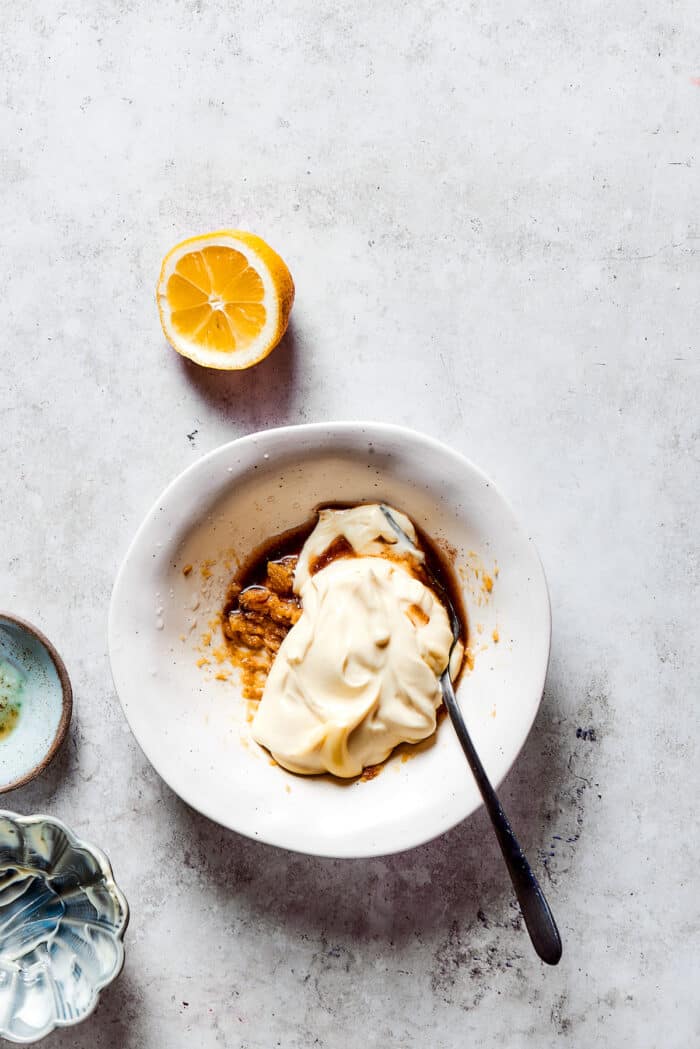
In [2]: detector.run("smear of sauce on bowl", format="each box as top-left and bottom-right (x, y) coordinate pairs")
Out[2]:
(0, 659), (23, 739)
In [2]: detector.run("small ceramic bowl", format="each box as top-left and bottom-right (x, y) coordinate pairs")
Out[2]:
(0, 811), (129, 1043)
(0, 616), (72, 793)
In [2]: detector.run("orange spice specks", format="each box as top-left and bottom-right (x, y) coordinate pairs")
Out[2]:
(196, 657), (210, 668)
(201, 559), (216, 580)
(268, 757), (278, 766)
(406, 603), (430, 627)
(208, 614), (222, 631)
(483, 574), (493, 593)
(215, 670), (230, 681)
(179, 633), (186, 642)
(466, 649), (475, 671)
(490, 706), (497, 718)
(492, 628), (500, 644)
(212, 647), (228, 665)
(476, 623), (484, 635)
(182, 564), (193, 576)
(360, 764), (381, 782)
(201, 632), (212, 647)
(494, 563), (500, 578)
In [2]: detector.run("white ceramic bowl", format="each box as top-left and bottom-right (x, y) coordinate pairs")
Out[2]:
(108, 423), (550, 858)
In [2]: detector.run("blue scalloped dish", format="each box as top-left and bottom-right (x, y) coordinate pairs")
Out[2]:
(0, 812), (129, 1044)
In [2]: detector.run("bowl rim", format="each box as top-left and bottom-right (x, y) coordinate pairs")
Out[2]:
(0, 809), (129, 1044)
(109, 420), (552, 857)
(0, 613), (73, 794)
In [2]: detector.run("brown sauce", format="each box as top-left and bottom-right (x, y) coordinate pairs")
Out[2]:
(413, 522), (469, 664)
(228, 519), (316, 595)
(308, 535), (354, 576)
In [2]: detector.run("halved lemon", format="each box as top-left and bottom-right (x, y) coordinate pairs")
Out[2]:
(156, 230), (294, 370)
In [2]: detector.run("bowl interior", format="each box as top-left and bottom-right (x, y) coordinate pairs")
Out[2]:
(0, 618), (70, 792)
(109, 423), (550, 857)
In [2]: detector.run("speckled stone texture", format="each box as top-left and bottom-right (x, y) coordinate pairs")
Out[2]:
(2, 1), (698, 1046)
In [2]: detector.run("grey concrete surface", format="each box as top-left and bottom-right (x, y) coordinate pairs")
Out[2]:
(2, 1), (699, 1046)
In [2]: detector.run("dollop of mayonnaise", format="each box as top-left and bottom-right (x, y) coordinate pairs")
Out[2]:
(251, 505), (461, 777)
(293, 504), (424, 592)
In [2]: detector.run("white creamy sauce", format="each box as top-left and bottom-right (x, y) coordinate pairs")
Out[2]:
(252, 504), (462, 777)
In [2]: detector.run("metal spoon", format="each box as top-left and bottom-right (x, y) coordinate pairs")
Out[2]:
(380, 505), (562, 965)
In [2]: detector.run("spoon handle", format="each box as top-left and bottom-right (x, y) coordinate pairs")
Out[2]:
(441, 672), (562, 965)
